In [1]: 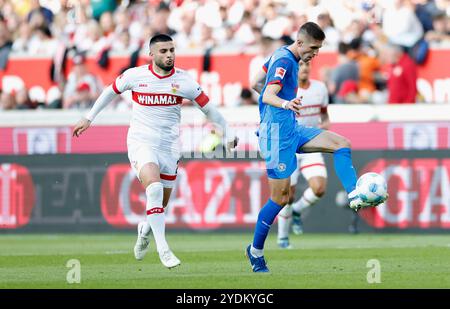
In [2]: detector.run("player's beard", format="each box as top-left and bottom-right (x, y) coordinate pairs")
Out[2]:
(155, 59), (174, 72)
(299, 77), (308, 84)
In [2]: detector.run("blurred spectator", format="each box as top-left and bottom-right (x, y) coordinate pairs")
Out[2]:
(27, 0), (53, 26)
(329, 42), (360, 103)
(414, 0), (444, 32)
(217, 24), (244, 49)
(341, 18), (372, 44)
(286, 12), (308, 39)
(335, 80), (365, 104)
(0, 0), (449, 109)
(0, 21), (12, 69)
(195, 0), (223, 29)
(112, 30), (133, 53)
(382, 0), (424, 49)
(77, 20), (108, 54)
(248, 36), (281, 87)
(238, 88), (257, 105)
(385, 44), (418, 104)
(28, 25), (57, 55)
(306, 0), (328, 24)
(0, 91), (16, 110)
(0, 88), (34, 110)
(63, 53), (102, 109)
(352, 38), (382, 101)
(151, 3), (176, 36)
(316, 12), (340, 48)
(11, 22), (32, 53)
(425, 12), (450, 45)
(1, 0), (449, 59)
(91, 0), (118, 21)
(261, 2), (290, 39)
(197, 23), (217, 50)
(234, 11), (258, 45)
(99, 11), (116, 40)
(28, 9), (49, 31)
(172, 8), (197, 49)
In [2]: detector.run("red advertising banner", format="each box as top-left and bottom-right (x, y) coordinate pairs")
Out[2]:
(0, 49), (449, 104)
(1, 152), (449, 231)
(359, 158), (450, 229)
(101, 161), (270, 229)
(0, 163), (35, 229)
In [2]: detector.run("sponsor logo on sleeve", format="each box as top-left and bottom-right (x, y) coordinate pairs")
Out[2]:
(275, 67), (286, 79)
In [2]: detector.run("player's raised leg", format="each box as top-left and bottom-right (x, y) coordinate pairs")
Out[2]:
(300, 130), (387, 210)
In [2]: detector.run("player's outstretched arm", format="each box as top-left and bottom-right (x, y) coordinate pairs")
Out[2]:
(197, 104), (238, 152)
(250, 69), (267, 95)
(262, 84), (302, 114)
(72, 85), (118, 138)
(73, 118), (91, 137)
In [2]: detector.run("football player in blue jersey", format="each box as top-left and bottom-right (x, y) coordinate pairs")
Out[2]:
(245, 22), (387, 273)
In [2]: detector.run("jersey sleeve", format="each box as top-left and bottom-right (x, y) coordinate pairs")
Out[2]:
(111, 68), (134, 94)
(184, 75), (210, 107)
(262, 57), (271, 73)
(265, 58), (293, 90)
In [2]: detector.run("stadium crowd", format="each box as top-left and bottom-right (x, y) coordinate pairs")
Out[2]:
(0, 0), (449, 110)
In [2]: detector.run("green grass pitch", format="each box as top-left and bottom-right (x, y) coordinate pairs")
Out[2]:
(1, 233), (449, 288)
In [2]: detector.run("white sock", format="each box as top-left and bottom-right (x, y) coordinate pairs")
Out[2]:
(145, 182), (169, 253)
(292, 187), (320, 214)
(250, 245), (264, 258)
(277, 204), (292, 240)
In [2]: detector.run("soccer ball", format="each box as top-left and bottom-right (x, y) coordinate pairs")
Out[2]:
(356, 172), (387, 204)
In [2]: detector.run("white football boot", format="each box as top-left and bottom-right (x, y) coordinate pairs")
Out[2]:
(134, 221), (150, 260)
(159, 249), (181, 269)
(348, 189), (388, 211)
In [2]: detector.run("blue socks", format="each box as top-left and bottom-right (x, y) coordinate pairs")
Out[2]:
(250, 148), (355, 253)
(252, 199), (283, 250)
(333, 147), (357, 193)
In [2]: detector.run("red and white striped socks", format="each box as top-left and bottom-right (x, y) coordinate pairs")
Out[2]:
(292, 187), (320, 213)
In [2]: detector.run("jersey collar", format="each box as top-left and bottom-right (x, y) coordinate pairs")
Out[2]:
(283, 46), (301, 62)
(148, 62), (175, 79)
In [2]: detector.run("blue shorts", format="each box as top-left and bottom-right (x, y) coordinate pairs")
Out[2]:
(259, 125), (323, 179)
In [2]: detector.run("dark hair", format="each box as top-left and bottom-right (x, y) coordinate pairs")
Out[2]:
(149, 34), (173, 47)
(338, 41), (349, 55)
(37, 25), (52, 38)
(280, 34), (294, 45)
(298, 22), (326, 41)
(432, 11), (446, 21)
(240, 88), (253, 99)
(157, 3), (170, 13)
(349, 37), (362, 51)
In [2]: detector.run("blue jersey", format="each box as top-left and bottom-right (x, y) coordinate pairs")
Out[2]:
(258, 46), (299, 147)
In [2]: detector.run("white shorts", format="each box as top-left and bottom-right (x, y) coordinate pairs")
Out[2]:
(127, 141), (179, 188)
(290, 153), (327, 186)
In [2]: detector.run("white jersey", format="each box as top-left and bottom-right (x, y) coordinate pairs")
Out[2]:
(296, 79), (328, 127)
(113, 63), (209, 157)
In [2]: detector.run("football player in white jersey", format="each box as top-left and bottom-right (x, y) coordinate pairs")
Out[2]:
(73, 34), (238, 268)
(251, 60), (329, 249)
